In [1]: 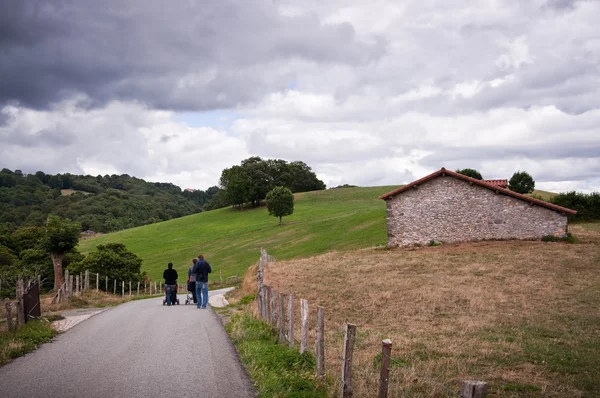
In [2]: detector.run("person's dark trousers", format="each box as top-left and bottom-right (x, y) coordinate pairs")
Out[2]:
(188, 281), (197, 303)
(195, 282), (202, 309)
(165, 284), (176, 305)
(200, 282), (209, 308)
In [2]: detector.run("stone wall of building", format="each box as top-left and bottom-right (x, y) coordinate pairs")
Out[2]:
(385, 176), (568, 247)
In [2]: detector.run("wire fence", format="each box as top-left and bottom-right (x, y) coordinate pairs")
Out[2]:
(254, 249), (490, 398)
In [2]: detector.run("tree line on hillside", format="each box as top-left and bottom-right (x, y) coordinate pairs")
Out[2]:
(0, 168), (218, 233)
(457, 168), (600, 220)
(0, 215), (144, 298)
(212, 157), (326, 209)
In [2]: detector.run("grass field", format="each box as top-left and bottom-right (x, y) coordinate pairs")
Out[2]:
(260, 223), (600, 397)
(78, 187), (564, 282)
(528, 189), (557, 201)
(79, 186), (396, 281)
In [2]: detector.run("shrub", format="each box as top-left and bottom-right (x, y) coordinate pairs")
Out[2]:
(541, 233), (577, 243)
(456, 168), (483, 180)
(551, 191), (600, 221)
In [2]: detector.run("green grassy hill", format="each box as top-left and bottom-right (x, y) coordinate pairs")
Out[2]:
(78, 186), (396, 281)
(78, 186), (558, 281)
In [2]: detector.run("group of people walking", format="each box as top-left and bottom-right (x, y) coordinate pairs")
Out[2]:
(162, 254), (212, 309)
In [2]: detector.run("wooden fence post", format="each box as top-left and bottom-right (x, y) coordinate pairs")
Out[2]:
(113, 279), (116, 295)
(271, 290), (278, 329)
(378, 339), (392, 398)
(69, 275), (73, 298)
(316, 306), (325, 379)
(85, 270), (89, 291)
(64, 270), (70, 297)
(5, 300), (13, 332)
(129, 281), (132, 296)
(137, 282), (140, 296)
(264, 286), (271, 321)
(96, 273), (99, 291)
(460, 381), (488, 398)
(79, 272), (82, 291)
(16, 277), (25, 327)
(278, 293), (285, 344)
(287, 294), (294, 347)
(122, 281), (124, 297)
(76, 275), (80, 296)
(300, 298), (309, 354)
(258, 286), (264, 320)
(269, 288), (276, 326)
(341, 323), (357, 398)
(105, 276), (108, 292)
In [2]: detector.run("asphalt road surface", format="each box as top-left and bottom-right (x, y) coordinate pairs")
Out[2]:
(0, 290), (256, 398)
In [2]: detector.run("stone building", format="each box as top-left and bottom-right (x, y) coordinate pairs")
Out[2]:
(379, 168), (577, 247)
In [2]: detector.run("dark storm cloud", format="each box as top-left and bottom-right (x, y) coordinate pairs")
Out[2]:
(0, 0), (385, 111)
(3, 128), (73, 148)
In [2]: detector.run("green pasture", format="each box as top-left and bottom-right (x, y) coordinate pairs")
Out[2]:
(78, 186), (560, 281)
(78, 186), (396, 281)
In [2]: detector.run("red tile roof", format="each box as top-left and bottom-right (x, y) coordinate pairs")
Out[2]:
(379, 168), (577, 215)
(483, 179), (508, 188)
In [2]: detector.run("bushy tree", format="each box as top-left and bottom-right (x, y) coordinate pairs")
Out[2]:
(218, 157), (325, 209)
(509, 171), (535, 194)
(77, 243), (143, 285)
(456, 168), (483, 180)
(42, 215), (81, 290)
(266, 186), (294, 225)
(219, 166), (253, 209)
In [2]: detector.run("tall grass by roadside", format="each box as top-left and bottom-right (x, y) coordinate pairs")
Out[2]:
(263, 223), (600, 397)
(41, 289), (149, 314)
(0, 320), (57, 366)
(226, 312), (327, 398)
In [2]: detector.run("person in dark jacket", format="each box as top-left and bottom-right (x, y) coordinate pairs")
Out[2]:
(163, 262), (178, 306)
(193, 255), (212, 309)
(187, 258), (197, 304)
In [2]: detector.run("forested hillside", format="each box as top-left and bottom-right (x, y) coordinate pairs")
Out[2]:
(0, 168), (218, 233)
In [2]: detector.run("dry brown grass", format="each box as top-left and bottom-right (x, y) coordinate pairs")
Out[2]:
(41, 289), (138, 315)
(229, 263), (258, 305)
(263, 224), (600, 397)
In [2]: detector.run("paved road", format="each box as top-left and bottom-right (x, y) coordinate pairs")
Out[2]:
(0, 290), (255, 398)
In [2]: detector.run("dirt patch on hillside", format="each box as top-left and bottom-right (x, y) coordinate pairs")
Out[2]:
(263, 224), (600, 397)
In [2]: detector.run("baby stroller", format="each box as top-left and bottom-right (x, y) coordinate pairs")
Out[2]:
(163, 284), (180, 305)
(184, 281), (195, 305)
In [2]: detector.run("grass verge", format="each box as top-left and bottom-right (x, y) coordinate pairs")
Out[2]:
(225, 311), (327, 398)
(264, 223), (600, 397)
(0, 320), (57, 366)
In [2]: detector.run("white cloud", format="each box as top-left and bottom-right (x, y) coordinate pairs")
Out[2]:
(1, 0), (600, 194)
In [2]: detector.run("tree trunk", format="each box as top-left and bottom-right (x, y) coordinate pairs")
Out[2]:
(279, 216), (282, 225)
(50, 252), (65, 291)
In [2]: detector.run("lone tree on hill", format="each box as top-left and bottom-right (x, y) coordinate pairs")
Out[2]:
(509, 170), (535, 194)
(266, 186), (294, 225)
(43, 215), (81, 290)
(456, 168), (483, 180)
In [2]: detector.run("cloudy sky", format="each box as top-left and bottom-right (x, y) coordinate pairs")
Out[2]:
(1, 0), (599, 192)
